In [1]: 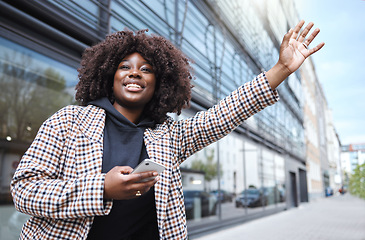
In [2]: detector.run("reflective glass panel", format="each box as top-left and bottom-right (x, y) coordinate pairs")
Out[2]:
(0, 37), (77, 239)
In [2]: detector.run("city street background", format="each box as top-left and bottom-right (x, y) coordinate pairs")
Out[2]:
(191, 194), (365, 240)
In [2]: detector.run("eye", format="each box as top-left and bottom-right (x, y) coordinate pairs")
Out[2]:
(119, 64), (130, 70)
(141, 67), (154, 73)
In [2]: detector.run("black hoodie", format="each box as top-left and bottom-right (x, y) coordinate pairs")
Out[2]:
(87, 97), (159, 240)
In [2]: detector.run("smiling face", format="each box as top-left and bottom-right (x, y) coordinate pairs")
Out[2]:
(112, 52), (156, 120)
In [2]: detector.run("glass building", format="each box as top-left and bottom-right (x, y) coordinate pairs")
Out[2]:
(0, 0), (310, 238)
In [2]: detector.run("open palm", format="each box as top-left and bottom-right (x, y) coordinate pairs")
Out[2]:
(279, 20), (325, 73)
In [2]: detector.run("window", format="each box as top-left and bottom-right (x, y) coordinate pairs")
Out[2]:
(0, 36), (78, 235)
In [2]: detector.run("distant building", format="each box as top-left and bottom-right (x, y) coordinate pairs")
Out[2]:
(181, 168), (205, 191)
(301, 59), (325, 200)
(301, 58), (342, 199)
(341, 143), (365, 175)
(325, 109), (342, 192)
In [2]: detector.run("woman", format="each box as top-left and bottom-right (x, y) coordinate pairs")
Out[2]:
(11, 20), (324, 239)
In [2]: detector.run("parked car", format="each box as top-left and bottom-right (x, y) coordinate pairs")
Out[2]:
(184, 190), (217, 219)
(235, 188), (268, 208)
(210, 190), (233, 203)
(325, 187), (334, 197)
(339, 185), (347, 195)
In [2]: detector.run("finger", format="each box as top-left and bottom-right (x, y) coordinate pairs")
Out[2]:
(303, 28), (320, 46)
(133, 176), (160, 197)
(281, 28), (293, 50)
(130, 171), (158, 182)
(297, 22), (314, 42)
(308, 42), (325, 56)
(139, 179), (158, 193)
(291, 20), (305, 40)
(134, 190), (142, 197)
(134, 175), (160, 187)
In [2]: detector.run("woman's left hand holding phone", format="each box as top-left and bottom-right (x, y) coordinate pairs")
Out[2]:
(103, 166), (159, 200)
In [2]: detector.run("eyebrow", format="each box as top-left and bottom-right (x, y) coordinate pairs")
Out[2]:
(121, 59), (151, 65)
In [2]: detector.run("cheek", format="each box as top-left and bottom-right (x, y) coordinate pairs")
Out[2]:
(149, 80), (157, 96)
(112, 80), (118, 94)
(112, 81), (123, 98)
(113, 72), (124, 90)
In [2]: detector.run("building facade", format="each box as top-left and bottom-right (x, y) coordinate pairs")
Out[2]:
(326, 108), (342, 193)
(301, 58), (324, 200)
(341, 143), (365, 174)
(0, 0), (340, 238)
(301, 57), (342, 200)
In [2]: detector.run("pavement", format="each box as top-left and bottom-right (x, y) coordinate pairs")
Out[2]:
(190, 194), (365, 240)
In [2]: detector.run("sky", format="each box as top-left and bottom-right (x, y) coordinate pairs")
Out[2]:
(294, 0), (365, 145)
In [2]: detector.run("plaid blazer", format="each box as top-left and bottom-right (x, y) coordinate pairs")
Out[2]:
(11, 73), (278, 239)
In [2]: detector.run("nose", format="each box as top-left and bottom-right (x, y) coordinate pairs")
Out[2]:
(129, 69), (141, 79)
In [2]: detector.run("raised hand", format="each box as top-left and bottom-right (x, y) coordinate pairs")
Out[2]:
(279, 20), (325, 73)
(266, 20), (325, 89)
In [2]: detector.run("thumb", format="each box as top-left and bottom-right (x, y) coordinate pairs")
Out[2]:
(281, 28), (293, 51)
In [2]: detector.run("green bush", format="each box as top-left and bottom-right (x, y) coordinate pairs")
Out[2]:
(349, 163), (365, 199)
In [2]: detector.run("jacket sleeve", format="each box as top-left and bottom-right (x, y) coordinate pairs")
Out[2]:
(175, 72), (279, 162)
(10, 108), (112, 219)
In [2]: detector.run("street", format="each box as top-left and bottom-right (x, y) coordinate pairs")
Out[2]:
(191, 194), (365, 240)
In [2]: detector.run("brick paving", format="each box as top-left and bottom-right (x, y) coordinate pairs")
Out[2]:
(191, 194), (365, 240)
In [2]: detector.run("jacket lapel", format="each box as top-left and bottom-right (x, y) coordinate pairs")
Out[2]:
(144, 122), (174, 232)
(77, 105), (106, 144)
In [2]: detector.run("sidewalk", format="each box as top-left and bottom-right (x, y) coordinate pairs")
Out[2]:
(190, 194), (365, 240)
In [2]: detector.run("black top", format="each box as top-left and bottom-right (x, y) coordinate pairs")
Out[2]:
(87, 98), (159, 240)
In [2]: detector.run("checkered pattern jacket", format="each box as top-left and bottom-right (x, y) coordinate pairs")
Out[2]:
(11, 73), (278, 239)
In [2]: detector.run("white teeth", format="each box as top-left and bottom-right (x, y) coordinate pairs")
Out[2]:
(125, 83), (142, 88)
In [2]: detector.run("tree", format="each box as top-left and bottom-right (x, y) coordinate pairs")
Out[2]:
(349, 163), (365, 199)
(0, 52), (74, 142)
(190, 149), (222, 182)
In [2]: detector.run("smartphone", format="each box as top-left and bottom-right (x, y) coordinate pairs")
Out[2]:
(131, 159), (166, 182)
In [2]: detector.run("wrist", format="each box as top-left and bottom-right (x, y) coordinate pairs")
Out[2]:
(266, 62), (292, 90)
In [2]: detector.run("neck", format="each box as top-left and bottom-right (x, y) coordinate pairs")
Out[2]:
(112, 103), (143, 124)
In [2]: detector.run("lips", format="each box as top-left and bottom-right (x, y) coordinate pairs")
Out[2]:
(125, 83), (143, 89)
(123, 80), (146, 91)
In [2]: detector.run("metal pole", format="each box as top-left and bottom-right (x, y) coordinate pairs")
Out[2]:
(213, 27), (222, 220)
(174, 0), (179, 46)
(242, 141), (248, 215)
